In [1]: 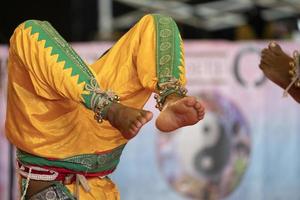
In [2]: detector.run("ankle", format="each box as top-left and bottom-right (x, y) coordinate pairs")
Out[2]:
(105, 102), (122, 121)
(161, 94), (183, 110)
(165, 93), (183, 101)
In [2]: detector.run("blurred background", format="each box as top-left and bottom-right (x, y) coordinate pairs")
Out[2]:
(1, 0), (300, 43)
(1, 0), (300, 200)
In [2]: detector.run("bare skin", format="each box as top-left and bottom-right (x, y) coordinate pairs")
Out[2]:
(155, 94), (205, 132)
(106, 103), (153, 139)
(107, 94), (205, 139)
(260, 42), (300, 103)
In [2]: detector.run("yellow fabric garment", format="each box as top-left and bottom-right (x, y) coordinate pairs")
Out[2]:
(6, 14), (186, 199)
(65, 177), (120, 200)
(6, 15), (158, 158)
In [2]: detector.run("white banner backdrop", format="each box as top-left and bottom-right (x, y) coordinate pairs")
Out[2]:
(1, 41), (300, 200)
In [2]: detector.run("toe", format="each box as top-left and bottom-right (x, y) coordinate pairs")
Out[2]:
(183, 96), (197, 107)
(259, 61), (270, 70)
(259, 63), (266, 70)
(198, 105), (205, 113)
(134, 120), (142, 128)
(198, 113), (205, 120)
(130, 124), (139, 132)
(261, 48), (268, 55)
(123, 130), (136, 139)
(268, 41), (283, 55)
(260, 54), (273, 66)
(137, 115), (148, 124)
(194, 101), (202, 109)
(142, 111), (153, 121)
(143, 113), (153, 123)
(261, 48), (275, 58)
(198, 109), (205, 117)
(127, 131), (136, 139)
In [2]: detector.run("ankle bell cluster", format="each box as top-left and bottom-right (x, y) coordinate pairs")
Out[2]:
(283, 50), (300, 97)
(92, 92), (120, 123)
(154, 78), (187, 111)
(85, 78), (120, 123)
(288, 50), (300, 87)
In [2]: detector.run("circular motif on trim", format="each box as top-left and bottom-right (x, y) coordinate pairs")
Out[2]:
(97, 155), (109, 164)
(81, 158), (94, 168)
(45, 190), (57, 200)
(160, 55), (171, 65)
(159, 67), (171, 77)
(159, 17), (172, 24)
(160, 42), (171, 51)
(160, 29), (172, 38)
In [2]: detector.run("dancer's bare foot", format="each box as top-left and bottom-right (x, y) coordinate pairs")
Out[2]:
(106, 103), (153, 139)
(260, 42), (300, 102)
(155, 94), (205, 132)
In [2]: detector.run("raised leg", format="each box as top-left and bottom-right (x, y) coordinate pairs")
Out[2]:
(9, 19), (153, 140)
(91, 14), (206, 136)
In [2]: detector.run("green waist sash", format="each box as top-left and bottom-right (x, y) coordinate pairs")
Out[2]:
(17, 144), (126, 173)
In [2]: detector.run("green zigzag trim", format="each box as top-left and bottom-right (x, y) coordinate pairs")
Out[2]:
(24, 20), (97, 108)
